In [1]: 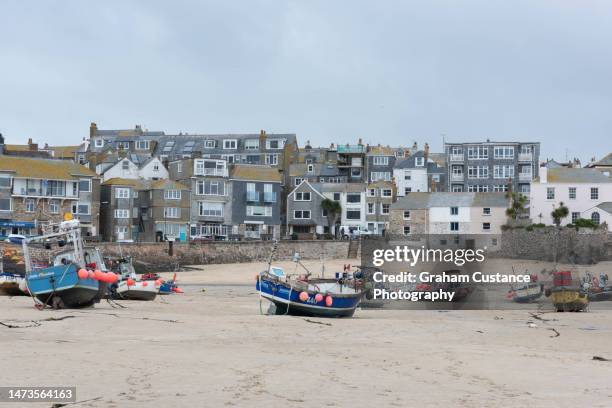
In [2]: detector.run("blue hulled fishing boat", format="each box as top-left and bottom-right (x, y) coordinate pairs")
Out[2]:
(256, 244), (364, 318)
(22, 216), (109, 309)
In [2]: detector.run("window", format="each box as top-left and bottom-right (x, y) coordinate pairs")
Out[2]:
(322, 208), (328, 217)
(373, 156), (389, 166)
(164, 190), (181, 200)
(491, 238), (498, 246)
(153, 164), (160, 172)
(351, 168), (362, 178)
(403, 211), (411, 219)
(346, 210), (361, 220)
(404, 187), (412, 195)
(74, 202), (90, 215)
(482, 222), (491, 231)
(367, 203), (375, 214)
(78, 179), (91, 193)
(116, 188), (130, 199)
(199, 202), (223, 217)
(591, 188), (599, 200)
(468, 166), (489, 179)
(568, 187), (576, 199)
(133, 190), (138, 198)
(493, 165), (515, 179)
(591, 212), (600, 225)
(468, 185), (489, 192)
(164, 207), (180, 218)
(136, 140), (150, 150)
(371, 172), (391, 181)
(333, 193), (340, 201)
(381, 204), (390, 215)
(0, 198), (13, 211)
(118, 142), (130, 150)
(115, 209), (130, 218)
(451, 185), (463, 192)
(294, 178), (304, 186)
(196, 180), (225, 196)
(450, 222), (459, 231)
(46, 180), (66, 196)
(494, 146), (514, 159)
(204, 140), (216, 149)
(247, 206), (272, 217)
(21, 198), (34, 213)
(94, 139), (104, 148)
(368, 188), (376, 197)
(546, 187), (555, 200)
(483, 207), (491, 215)
(415, 157), (424, 167)
(571, 212), (580, 223)
(0, 176), (10, 189)
(295, 192), (311, 201)
(177, 162), (183, 173)
(404, 171), (411, 180)
(48, 200), (59, 214)
(382, 189), (392, 197)
(223, 139), (237, 149)
(493, 185), (508, 192)
(293, 210), (311, 219)
(467, 146), (488, 159)
(450, 207), (458, 215)
(346, 193), (361, 203)
(265, 154), (279, 165)
(244, 139), (259, 150)
(307, 164), (314, 173)
(266, 139), (284, 149)
(404, 226), (411, 235)
(122, 161), (130, 170)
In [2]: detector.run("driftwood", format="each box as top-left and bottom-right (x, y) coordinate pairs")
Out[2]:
(593, 356), (611, 362)
(302, 318), (332, 326)
(0, 315), (76, 329)
(547, 328), (560, 338)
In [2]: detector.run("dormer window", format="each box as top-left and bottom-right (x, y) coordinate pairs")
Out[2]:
(94, 139), (104, 148)
(204, 140), (216, 149)
(223, 139), (237, 149)
(415, 157), (424, 167)
(307, 164), (314, 173)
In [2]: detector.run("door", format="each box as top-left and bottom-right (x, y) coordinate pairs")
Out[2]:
(179, 225), (187, 242)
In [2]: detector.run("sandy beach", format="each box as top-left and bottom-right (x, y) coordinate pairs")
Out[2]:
(1, 259), (612, 407)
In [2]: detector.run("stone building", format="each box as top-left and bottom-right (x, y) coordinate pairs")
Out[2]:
(0, 155), (100, 238)
(365, 180), (396, 235)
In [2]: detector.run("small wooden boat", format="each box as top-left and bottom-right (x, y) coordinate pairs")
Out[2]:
(23, 217), (112, 309)
(509, 283), (544, 303)
(114, 280), (158, 301)
(0, 273), (26, 296)
(546, 271), (589, 312)
(588, 287), (612, 301)
(257, 269), (363, 317)
(141, 272), (182, 295)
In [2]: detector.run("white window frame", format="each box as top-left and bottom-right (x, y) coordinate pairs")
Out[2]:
(136, 140), (150, 150)
(223, 139), (237, 149)
(164, 207), (180, 218)
(590, 187), (599, 200)
(244, 139), (259, 150)
(94, 139), (104, 148)
(494, 146), (514, 159)
(164, 189), (181, 200)
(295, 191), (311, 201)
(116, 188), (130, 199)
(403, 210), (411, 220)
(547, 187), (555, 200)
(373, 156), (389, 166)
(114, 209), (130, 219)
(293, 210), (311, 219)
(568, 187), (576, 200)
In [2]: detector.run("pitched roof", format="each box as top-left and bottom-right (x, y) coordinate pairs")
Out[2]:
(545, 168), (612, 183)
(102, 178), (188, 191)
(101, 178), (145, 187)
(590, 153), (612, 167)
(320, 183), (365, 193)
(367, 145), (395, 155)
(0, 155), (97, 179)
(596, 202), (612, 215)
(230, 165), (282, 182)
(49, 145), (79, 159)
(391, 192), (508, 210)
(394, 151), (445, 173)
(149, 179), (189, 190)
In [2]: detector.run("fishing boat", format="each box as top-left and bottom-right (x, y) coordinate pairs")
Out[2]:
(141, 272), (183, 295)
(0, 273), (26, 296)
(256, 246), (363, 318)
(108, 258), (158, 301)
(545, 270), (589, 312)
(508, 282), (544, 303)
(586, 273), (612, 301)
(22, 215), (118, 309)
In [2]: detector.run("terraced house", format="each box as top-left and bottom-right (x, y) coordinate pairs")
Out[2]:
(0, 156), (100, 238)
(100, 178), (190, 242)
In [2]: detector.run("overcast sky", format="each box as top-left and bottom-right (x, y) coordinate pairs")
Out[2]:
(1, 0), (611, 163)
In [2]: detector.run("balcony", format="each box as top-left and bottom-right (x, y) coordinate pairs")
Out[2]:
(199, 168), (228, 177)
(518, 173), (532, 181)
(263, 191), (277, 203)
(450, 154), (464, 162)
(518, 153), (533, 162)
(451, 173), (464, 182)
(246, 191), (260, 202)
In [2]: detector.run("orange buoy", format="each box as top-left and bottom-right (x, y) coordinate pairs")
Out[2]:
(155, 279), (163, 286)
(325, 296), (333, 307)
(77, 269), (88, 279)
(299, 291), (309, 302)
(315, 293), (324, 302)
(88, 270), (95, 279)
(105, 272), (118, 283)
(94, 270), (104, 281)
(142, 281), (148, 287)
(127, 278), (135, 287)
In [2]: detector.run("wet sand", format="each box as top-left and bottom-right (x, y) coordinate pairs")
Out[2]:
(1, 259), (611, 407)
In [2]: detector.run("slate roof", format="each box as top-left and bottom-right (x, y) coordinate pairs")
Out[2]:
(0, 156), (97, 179)
(596, 202), (612, 215)
(230, 165), (282, 182)
(545, 168), (612, 183)
(391, 192), (508, 210)
(394, 151), (445, 173)
(590, 153), (612, 167)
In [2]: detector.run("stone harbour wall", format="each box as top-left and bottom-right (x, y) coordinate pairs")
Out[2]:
(495, 227), (611, 264)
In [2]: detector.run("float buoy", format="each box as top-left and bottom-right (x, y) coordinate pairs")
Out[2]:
(299, 291), (309, 302)
(325, 296), (333, 307)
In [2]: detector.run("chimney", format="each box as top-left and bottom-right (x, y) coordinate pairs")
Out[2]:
(305, 140), (312, 151)
(540, 167), (547, 183)
(90, 122), (98, 138)
(412, 141), (418, 150)
(28, 138), (38, 151)
(135, 124), (142, 132)
(358, 138), (363, 146)
(0, 133), (4, 154)
(424, 142), (430, 160)
(259, 129), (267, 150)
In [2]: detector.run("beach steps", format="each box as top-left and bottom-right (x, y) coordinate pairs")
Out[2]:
(347, 240), (360, 259)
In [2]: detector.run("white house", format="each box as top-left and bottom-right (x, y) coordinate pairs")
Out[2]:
(320, 184), (367, 230)
(393, 151), (445, 196)
(101, 157), (169, 182)
(530, 167), (612, 230)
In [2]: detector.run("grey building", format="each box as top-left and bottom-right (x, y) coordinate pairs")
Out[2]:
(393, 150), (446, 196)
(365, 145), (397, 183)
(444, 141), (540, 194)
(286, 181), (329, 238)
(229, 165), (282, 240)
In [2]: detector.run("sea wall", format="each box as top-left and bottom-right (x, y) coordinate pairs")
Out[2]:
(495, 227), (611, 264)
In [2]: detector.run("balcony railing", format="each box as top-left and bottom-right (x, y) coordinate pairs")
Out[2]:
(450, 154), (464, 162)
(518, 153), (533, 162)
(263, 192), (277, 202)
(198, 168), (228, 177)
(451, 173), (464, 181)
(197, 224), (231, 237)
(518, 173), (532, 181)
(246, 191), (260, 202)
